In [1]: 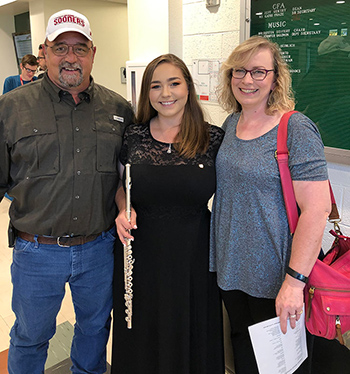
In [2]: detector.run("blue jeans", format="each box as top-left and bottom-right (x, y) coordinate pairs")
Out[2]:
(8, 227), (116, 374)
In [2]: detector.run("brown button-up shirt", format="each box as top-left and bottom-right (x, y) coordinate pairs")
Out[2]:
(0, 73), (134, 236)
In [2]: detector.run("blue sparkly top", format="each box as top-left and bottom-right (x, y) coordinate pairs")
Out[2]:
(209, 112), (328, 298)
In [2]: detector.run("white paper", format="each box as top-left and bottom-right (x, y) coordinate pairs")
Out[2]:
(248, 312), (307, 374)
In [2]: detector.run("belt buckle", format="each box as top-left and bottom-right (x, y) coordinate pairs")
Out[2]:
(57, 235), (71, 248)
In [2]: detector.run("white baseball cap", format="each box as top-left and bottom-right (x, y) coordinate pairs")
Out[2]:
(46, 9), (92, 42)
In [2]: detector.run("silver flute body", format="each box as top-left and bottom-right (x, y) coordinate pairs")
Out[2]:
(123, 163), (134, 329)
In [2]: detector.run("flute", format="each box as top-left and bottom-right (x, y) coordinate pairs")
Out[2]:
(123, 163), (134, 329)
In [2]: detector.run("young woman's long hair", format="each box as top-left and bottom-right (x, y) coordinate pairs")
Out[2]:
(217, 35), (295, 115)
(137, 53), (209, 158)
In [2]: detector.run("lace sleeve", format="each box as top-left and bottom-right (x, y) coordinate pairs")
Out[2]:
(207, 125), (225, 160)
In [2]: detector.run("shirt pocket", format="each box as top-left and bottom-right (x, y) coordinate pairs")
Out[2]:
(11, 122), (60, 179)
(95, 117), (124, 173)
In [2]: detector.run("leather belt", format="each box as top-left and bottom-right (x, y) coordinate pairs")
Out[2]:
(17, 225), (114, 248)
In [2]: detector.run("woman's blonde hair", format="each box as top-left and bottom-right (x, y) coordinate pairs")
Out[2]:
(217, 35), (295, 115)
(137, 54), (209, 158)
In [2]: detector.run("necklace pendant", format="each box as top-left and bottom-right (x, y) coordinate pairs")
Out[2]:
(167, 143), (172, 154)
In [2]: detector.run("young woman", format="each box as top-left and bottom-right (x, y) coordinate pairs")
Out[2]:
(210, 36), (331, 374)
(111, 54), (225, 374)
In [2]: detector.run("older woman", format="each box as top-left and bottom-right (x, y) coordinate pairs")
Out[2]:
(210, 36), (331, 374)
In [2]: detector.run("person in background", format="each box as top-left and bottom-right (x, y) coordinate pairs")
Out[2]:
(2, 54), (38, 94)
(0, 9), (134, 374)
(210, 35), (331, 374)
(35, 43), (47, 78)
(112, 53), (225, 374)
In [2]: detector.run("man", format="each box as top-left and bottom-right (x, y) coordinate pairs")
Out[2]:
(2, 54), (38, 200)
(2, 54), (38, 94)
(0, 9), (134, 374)
(35, 43), (47, 78)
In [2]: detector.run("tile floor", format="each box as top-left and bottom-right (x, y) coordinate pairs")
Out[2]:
(0, 197), (113, 371)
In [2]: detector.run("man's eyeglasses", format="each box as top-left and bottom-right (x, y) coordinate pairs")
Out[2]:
(37, 56), (45, 60)
(46, 43), (93, 57)
(24, 67), (37, 74)
(231, 68), (275, 81)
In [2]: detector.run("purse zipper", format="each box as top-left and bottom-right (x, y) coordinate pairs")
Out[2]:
(306, 286), (350, 321)
(336, 316), (345, 345)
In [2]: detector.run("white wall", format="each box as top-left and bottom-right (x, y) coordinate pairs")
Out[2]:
(29, 0), (46, 51)
(182, 0), (350, 248)
(127, 0), (183, 63)
(323, 163), (350, 249)
(169, 0), (183, 59)
(183, 0), (240, 127)
(0, 15), (19, 90)
(128, 0), (169, 62)
(125, 0), (183, 108)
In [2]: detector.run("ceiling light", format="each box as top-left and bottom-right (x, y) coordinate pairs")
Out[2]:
(0, 0), (16, 6)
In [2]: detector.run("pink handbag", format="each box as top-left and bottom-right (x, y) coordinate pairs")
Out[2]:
(276, 111), (350, 345)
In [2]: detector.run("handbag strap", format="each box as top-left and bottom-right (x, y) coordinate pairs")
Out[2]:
(275, 111), (340, 234)
(328, 186), (340, 223)
(276, 111), (299, 234)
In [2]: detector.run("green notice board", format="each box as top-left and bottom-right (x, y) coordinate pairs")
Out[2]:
(250, 1), (350, 151)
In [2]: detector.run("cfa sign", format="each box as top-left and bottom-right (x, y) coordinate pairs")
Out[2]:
(273, 3), (286, 10)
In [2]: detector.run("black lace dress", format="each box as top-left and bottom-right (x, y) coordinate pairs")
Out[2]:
(111, 122), (225, 374)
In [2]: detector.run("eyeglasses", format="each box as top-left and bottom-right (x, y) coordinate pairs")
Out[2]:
(231, 68), (275, 81)
(46, 43), (93, 57)
(24, 67), (37, 74)
(37, 56), (45, 60)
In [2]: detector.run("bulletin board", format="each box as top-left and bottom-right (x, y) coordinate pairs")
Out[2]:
(12, 32), (32, 68)
(250, 1), (350, 152)
(192, 59), (222, 102)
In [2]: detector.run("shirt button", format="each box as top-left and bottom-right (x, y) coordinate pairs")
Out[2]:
(75, 195), (80, 199)
(75, 127), (80, 131)
(77, 170), (81, 175)
(74, 107), (77, 111)
(76, 148), (80, 153)
(73, 216), (78, 221)
(33, 128), (38, 133)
